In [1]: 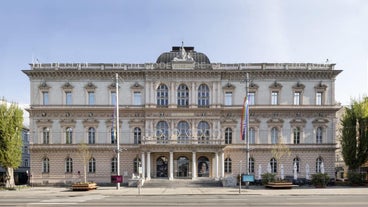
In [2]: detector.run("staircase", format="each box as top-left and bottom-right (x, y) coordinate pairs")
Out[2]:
(144, 178), (222, 188)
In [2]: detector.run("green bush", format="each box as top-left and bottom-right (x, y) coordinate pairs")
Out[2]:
(347, 171), (364, 186)
(261, 173), (276, 185)
(311, 173), (329, 187)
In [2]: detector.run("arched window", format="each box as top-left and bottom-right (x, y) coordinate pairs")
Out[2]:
(293, 127), (300, 144)
(133, 157), (141, 174)
(249, 157), (255, 173)
(198, 84), (209, 107)
(42, 158), (50, 173)
(293, 157), (300, 173)
(271, 127), (278, 144)
(66, 127), (73, 144)
(43, 127), (50, 144)
(177, 84), (189, 107)
(316, 127), (323, 144)
(156, 121), (169, 144)
(270, 158), (277, 173)
(316, 157), (324, 173)
(157, 84), (169, 107)
(224, 158), (232, 173)
(134, 127), (141, 144)
(197, 121), (210, 144)
(111, 157), (117, 173)
(88, 157), (96, 173)
(65, 157), (73, 173)
(177, 121), (190, 144)
(88, 127), (95, 144)
(224, 128), (232, 144)
(249, 127), (255, 144)
(111, 127), (115, 144)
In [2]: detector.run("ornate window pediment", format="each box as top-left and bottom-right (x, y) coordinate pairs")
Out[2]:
(108, 82), (120, 90)
(292, 82), (305, 90)
(39, 80), (50, 91)
(130, 82), (144, 90)
(290, 118), (307, 127)
(314, 82), (327, 91)
(85, 82), (97, 90)
(222, 82), (235, 90)
(62, 82), (74, 90)
(249, 82), (259, 91)
(269, 81), (283, 89)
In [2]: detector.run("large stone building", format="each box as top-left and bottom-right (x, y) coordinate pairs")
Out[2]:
(23, 45), (342, 185)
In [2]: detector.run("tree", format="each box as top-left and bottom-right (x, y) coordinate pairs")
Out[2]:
(271, 136), (290, 180)
(340, 97), (368, 171)
(78, 142), (92, 183)
(0, 100), (23, 188)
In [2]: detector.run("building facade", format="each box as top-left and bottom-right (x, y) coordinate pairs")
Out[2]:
(23, 46), (342, 185)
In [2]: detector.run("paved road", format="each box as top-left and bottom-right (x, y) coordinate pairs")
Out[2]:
(1, 186), (368, 207)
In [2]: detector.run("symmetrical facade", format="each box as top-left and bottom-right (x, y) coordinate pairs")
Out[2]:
(23, 46), (342, 185)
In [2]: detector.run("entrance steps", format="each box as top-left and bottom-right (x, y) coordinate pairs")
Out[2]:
(144, 178), (222, 188)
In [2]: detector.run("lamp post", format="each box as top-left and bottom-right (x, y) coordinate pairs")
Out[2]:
(116, 73), (121, 190)
(244, 73), (250, 188)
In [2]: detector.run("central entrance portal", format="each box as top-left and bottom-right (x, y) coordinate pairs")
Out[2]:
(156, 156), (168, 178)
(177, 156), (189, 178)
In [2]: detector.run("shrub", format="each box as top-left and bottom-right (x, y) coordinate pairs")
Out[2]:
(261, 173), (276, 185)
(347, 171), (364, 186)
(311, 173), (329, 187)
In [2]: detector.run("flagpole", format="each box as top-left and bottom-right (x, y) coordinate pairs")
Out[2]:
(245, 73), (250, 188)
(116, 73), (120, 190)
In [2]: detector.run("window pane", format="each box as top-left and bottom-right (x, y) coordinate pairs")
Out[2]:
(198, 84), (209, 107)
(157, 84), (168, 106)
(225, 92), (232, 106)
(111, 91), (116, 105)
(271, 92), (278, 105)
(294, 92), (300, 105)
(134, 92), (141, 105)
(248, 92), (255, 105)
(316, 92), (322, 105)
(43, 92), (49, 105)
(66, 91), (72, 105)
(88, 92), (95, 105)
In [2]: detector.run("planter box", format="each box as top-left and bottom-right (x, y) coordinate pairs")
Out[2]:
(266, 182), (297, 189)
(71, 182), (97, 191)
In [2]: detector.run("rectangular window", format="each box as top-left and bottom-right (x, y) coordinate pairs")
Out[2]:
(134, 92), (141, 105)
(248, 92), (255, 105)
(316, 92), (323, 105)
(111, 91), (116, 105)
(42, 92), (49, 105)
(88, 91), (95, 105)
(225, 92), (232, 106)
(271, 91), (278, 105)
(293, 92), (300, 105)
(65, 91), (72, 105)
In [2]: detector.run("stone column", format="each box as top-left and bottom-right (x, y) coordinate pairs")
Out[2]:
(192, 151), (197, 180)
(220, 151), (225, 178)
(146, 152), (151, 180)
(169, 151), (174, 180)
(141, 152), (145, 179)
(215, 152), (219, 180)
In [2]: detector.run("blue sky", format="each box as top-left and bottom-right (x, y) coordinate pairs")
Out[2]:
(1, 0), (367, 110)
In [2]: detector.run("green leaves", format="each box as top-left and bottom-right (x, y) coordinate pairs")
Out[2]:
(0, 101), (23, 169)
(340, 97), (368, 171)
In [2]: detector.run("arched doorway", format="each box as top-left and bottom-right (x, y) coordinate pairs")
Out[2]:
(156, 156), (168, 177)
(198, 156), (209, 177)
(177, 156), (189, 178)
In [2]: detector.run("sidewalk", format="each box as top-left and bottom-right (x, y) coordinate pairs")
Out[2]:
(1, 185), (368, 197)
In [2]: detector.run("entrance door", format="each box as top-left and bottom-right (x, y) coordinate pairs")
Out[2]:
(177, 156), (189, 178)
(198, 156), (209, 177)
(156, 156), (168, 177)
